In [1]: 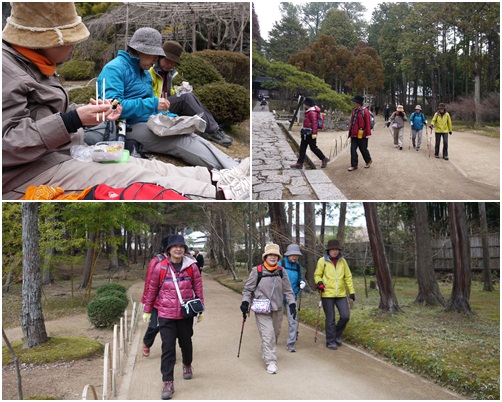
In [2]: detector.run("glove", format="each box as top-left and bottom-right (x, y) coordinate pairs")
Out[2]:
(197, 314), (203, 323)
(316, 281), (326, 292)
(386, 122), (390, 127)
(289, 303), (297, 320)
(299, 280), (306, 290)
(449, 131), (452, 135)
(425, 120), (428, 125)
(349, 294), (356, 301)
(312, 135), (317, 139)
(142, 312), (151, 323)
(240, 301), (249, 316)
(429, 125), (433, 131)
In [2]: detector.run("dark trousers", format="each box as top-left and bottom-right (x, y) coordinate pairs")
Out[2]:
(434, 132), (448, 158)
(321, 297), (350, 345)
(158, 317), (194, 381)
(297, 135), (326, 164)
(143, 307), (160, 348)
(168, 92), (219, 133)
(350, 137), (372, 168)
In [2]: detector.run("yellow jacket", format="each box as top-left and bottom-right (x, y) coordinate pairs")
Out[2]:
(314, 255), (355, 298)
(431, 111), (452, 133)
(148, 66), (178, 98)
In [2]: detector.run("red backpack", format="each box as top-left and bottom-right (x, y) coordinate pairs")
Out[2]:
(84, 182), (189, 200)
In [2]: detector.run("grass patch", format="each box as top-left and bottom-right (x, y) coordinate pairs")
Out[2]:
(213, 267), (500, 400)
(452, 122), (500, 138)
(2, 336), (104, 365)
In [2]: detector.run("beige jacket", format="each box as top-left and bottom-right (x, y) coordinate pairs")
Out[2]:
(2, 42), (84, 193)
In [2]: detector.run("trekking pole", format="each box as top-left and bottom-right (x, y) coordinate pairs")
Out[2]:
(409, 128), (412, 150)
(237, 313), (247, 358)
(314, 292), (322, 343)
(296, 289), (302, 341)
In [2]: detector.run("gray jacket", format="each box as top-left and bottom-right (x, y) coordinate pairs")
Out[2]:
(2, 42), (84, 193)
(242, 265), (295, 311)
(389, 111), (407, 129)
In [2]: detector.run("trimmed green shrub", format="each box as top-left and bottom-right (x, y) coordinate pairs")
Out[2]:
(87, 294), (128, 328)
(67, 85), (95, 104)
(174, 53), (224, 89)
(194, 50), (249, 87)
(194, 82), (250, 125)
(96, 283), (127, 296)
(57, 59), (95, 80)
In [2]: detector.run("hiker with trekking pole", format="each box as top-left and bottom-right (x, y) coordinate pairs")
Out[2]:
(314, 239), (355, 350)
(240, 244), (296, 374)
(430, 102), (453, 160)
(279, 244), (306, 353)
(409, 105), (428, 152)
(386, 105), (407, 150)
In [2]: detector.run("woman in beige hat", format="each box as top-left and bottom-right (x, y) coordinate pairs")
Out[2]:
(240, 244), (296, 374)
(2, 3), (233, 199)
(386, 105), (408, 150)
(314, 239), (355, 350)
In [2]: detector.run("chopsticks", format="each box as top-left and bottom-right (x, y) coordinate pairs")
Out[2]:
(96, 78), (106, 121)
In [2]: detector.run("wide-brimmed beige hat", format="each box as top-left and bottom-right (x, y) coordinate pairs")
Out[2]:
(2, 2), (90, 49)
(396, 105), (404, 112)
(262, 244), (282, 260)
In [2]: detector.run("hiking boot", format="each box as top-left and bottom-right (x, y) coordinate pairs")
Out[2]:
(290, 163), (303, 169)
(266, 363), (278, 374)
(142, 344), (150, 357)
(213, 158), (250, 200)
(435, 154), (439, 159)
(335, 337), (342, 346)
(183, 364), (193, 380)
(201, 129), (233, 147)
(364, 160), (372, 169)
(161, 381), (174, 400)
(321, 157), (329, 168)
(287, 344), (296, 353)
(444, 156), (449, 160)
(416, 147), (419, 151)
(399, 146), (403, 150)
(348, 166), (358, 172)
(326, 343), (338, 350)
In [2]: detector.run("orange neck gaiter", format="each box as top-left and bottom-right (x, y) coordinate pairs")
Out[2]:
(12, 45), (57, 76)
(263, 261), (279, 272)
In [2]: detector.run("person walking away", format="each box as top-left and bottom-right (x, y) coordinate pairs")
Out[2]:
(149, 41), (233, 147)
(279, 244), (306, 353)
(140, 236), (172, 357)
(2, 2), (220, 200)
(193, 248), (204, 272)
(384, 104), (390, 122)
(430, 103), (453, 160)
(386, 105), (407, 150)
(347, 95), (373, 171)
(314, 239), (355, 350)
(142, 234), (204, 400)
(290, 97), (329, 170)
(409, 105), (427, 151)
(240, 244), (296, 374)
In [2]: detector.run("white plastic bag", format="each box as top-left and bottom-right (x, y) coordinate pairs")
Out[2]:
(147, 113), (206, 137)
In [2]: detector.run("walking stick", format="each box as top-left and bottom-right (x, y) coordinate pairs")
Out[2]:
(237, 313), (247, 358)
(296, 289), (303, 341)
(409, 128), (412, 150)
(314, 292), (322, 343)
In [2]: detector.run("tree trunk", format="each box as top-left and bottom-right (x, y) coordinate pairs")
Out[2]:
(268, 202), (291, 254)
(320, 202), (327, 249)
(295, 202), (300, 244)
(304, 202), (317, 288)
(80, 231), (98, 290)
(412, 203), (445, 306)
(21, 202), (48, 347)
(445, 203), (472, 314)
(108, 229), (120, 272)
(337, 202), (347, 242)
(478, 202), (494, 291)
(363, 203), (402, 313)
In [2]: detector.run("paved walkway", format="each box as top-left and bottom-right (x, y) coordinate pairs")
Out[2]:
(253, 104), (499, 200)
(252, 103), (346, 200)
(118, 273), (461, 400)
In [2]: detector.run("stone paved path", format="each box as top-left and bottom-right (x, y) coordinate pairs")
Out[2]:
(252, 103), (346, 200)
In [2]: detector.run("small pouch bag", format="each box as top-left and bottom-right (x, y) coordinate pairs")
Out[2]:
(251, 298), (271, 314)
(300, 127), (312, 136)
(181, 298), (205, 318)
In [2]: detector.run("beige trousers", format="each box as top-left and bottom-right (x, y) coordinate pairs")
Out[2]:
(255, 310), (283, 365)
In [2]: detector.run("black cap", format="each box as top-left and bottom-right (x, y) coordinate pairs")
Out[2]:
(352, 94), (364, 104)
(304, 97), (315, 107)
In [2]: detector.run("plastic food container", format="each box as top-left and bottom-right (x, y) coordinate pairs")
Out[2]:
(91, 141), (124, 162)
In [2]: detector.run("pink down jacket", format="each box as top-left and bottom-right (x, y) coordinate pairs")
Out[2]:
(143, 255), (204, 320)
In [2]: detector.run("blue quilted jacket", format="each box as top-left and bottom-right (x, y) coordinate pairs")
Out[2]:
(97, 50), (159, 126)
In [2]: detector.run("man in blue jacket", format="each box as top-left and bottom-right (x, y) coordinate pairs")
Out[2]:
(96, 27), (239, 171)
(279, 244), (305, 352)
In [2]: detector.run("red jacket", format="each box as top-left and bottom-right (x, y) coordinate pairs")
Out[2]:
(142, 255), (204, 319)
(141, 254), (164, 304)
(303, 105), (321, 135)
(349, 106), (372, 138)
